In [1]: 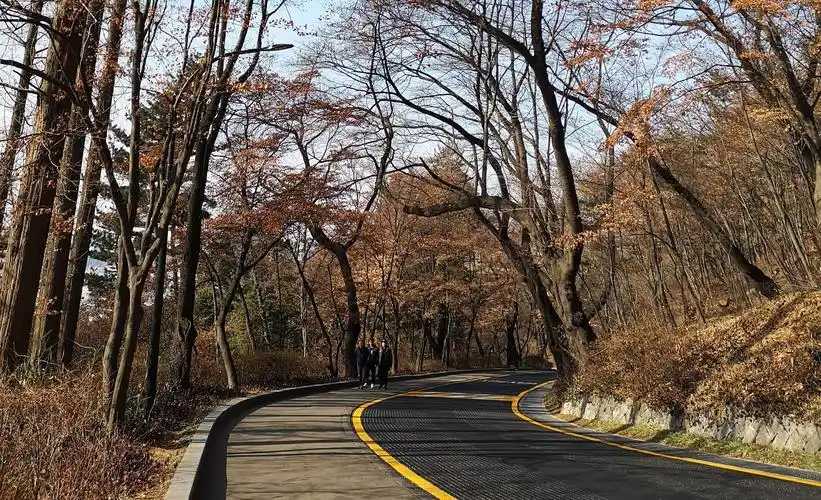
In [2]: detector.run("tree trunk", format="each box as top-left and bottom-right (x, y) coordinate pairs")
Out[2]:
(415, 325), (426, 372)
(0, 0), (43, 234)
(474, 329), (485, 361)
(103, 245), (130, 398)
(107, 276), (145, 432)
(238, 283), (256, 352)
(173, 83), (232, 387)
(505, 304), (520, 368)
(813, 154), (821, 241)
(30, 0), (105, 370)
(252, 269), (272, 347)
(648, 156), (779, 298)
(299, 278), (307, 357)
(0, 0), (88, 371)
(291, 245), (337, 377)
(464, 304), (477, 366)
(432, 303), (447, 359)
(215, 313), (238, 390)
(174, 146), (208, 389)
(59, 0), (128, 367)
(143, 227), (167, 418)
(334, 249), (360, 378)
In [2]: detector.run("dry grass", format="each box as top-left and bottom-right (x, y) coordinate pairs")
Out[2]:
(0, 369), (160, 500)
(0, 334), (337, 500)
(577, 291), (821, 422)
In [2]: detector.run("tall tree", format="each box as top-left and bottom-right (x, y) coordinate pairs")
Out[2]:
(0, 0), (43, 234)
(0, 0), (90, 371)
(29, 0), (106, 370)
(59, 0), (129, 367)
(172, 0), (292, 390)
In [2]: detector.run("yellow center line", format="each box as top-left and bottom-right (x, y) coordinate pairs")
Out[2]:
(352, 375), (493, 500)
(511, 381), (821, 489)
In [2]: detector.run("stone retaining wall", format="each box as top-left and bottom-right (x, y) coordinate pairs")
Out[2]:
(561, 394), (821, 454)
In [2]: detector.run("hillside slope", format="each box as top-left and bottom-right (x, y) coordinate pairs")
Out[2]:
(577, 292), (821, 423)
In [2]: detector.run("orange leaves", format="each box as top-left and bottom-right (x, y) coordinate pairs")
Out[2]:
(139, 145), (163, 171)
(229, 79), (278, 95)
(731, 0), (788, 14)
(637, 0), (673, 9)
(606, 87), (671, 154)
(564, 39), (613, 68)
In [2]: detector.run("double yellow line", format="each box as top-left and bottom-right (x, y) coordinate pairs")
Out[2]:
(352, 375), (821, 500)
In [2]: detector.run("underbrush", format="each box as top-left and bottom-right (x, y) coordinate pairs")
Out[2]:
(0, 369), (158, 500)
(577, 291), (821, 422)
(0, 340), (333, 500)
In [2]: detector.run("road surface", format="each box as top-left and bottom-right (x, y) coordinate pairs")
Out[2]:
(225, 370), (821, 499)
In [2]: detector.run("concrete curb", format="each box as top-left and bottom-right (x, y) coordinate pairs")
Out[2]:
(164, 368), (499, 500)
(561, 393), (821, 454)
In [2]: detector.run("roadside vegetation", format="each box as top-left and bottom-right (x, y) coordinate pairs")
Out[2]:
(575, 292), (821, 423)
(0, 0), (819, 497)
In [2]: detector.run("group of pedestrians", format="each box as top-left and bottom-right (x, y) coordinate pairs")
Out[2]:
(355, 338), (393, 389)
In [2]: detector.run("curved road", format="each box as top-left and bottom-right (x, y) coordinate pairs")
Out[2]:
(224, 370), (821, 499)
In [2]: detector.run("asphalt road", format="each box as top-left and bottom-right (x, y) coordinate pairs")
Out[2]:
(360, 370), (821, 499)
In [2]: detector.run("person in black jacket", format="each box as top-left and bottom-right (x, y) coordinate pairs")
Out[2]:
(366, 339), (379, 388)
(376, 339), (393, 389)
(355, 339), (369, 388)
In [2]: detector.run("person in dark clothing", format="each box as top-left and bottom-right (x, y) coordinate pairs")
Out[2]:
(377, 339), (393, 389)
(366, 339), (379, 388)
(355, 339), (370, 388)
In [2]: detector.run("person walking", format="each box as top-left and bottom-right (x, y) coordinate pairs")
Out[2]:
(367, 339), (379, 389)
(355, 339), (369, 389)
(377, 339), (393, 390)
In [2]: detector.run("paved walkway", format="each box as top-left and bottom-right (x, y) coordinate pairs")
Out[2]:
(223, 370), (821, 499)
(225, 373), (493, 499)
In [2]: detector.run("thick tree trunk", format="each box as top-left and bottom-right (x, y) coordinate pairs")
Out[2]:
(335, 250), (361, 378)
(30, 0), (105, 370)
(59, 0), (128, 367)
(0, 0), (88, 371)
(143, 228), (167, 418)
(0, 0), (43, 234)
(173, 83), (232, 387)
(28, 110), (87, 369)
